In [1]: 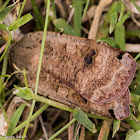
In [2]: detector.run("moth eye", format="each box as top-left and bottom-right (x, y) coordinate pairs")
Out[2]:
(117, 52), (124, 60)
(84, 49), (96, 65)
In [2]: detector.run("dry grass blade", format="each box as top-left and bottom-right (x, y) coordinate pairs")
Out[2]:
(97, 119), (113, 140)
(88, 0), (112, 39)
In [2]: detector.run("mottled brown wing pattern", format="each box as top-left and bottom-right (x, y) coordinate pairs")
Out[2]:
(10, 31), (136, 120)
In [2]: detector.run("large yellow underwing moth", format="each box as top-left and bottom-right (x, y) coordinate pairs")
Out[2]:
(10, 31), (136, 120)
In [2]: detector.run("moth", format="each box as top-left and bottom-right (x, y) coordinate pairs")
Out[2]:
(10, 31), (136, 120)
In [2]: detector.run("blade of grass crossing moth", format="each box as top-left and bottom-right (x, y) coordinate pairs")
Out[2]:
(22, 0), (50, 139)
(115, 25), (125, 51)
(131, 0), (140, 13)
(112, 120), (120, 138)
(128, 130), (140, 140)
(73, 0), (83, 36)
(6, 104), (27, 136)
(74, 107), (97, 133)
(53, 18), (78, 36)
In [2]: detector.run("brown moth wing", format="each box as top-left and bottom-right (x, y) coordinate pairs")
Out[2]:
(27, 71), (130, 120)
(9, 59), (130, 120)
(11, 31), (136, 104)
(10, 31), (135, 119)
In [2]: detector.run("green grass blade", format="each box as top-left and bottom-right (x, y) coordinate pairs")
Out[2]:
(70, 1), (85, 8)
(6, 104), (27, 136)
(53, 18), (78, 36)
(109, 11), (117, 34)
(31, 0), (44, 30)
(0, 4), (14, 22)
(13, 104), (49, 135)
(115, 25), (125, 51)
(48, 118), (76, 140)
(112, 120), (120, 138)
(0, 23), (8, 31)
(134, 53), (140, 61)
(73, 0), (83, 36)
(74, 107), (97, 133)
(131, 93), (140, 108)
(14, 88), (105, 120)
(128, 130), (140, 140)
(0, 0), (10, 12)
(82, 0), (90, 19)
(22, 0), (50, 139)
(125, 113), (140, 131)
(98, 38), (120, 49)
(130, 70), (140, 95)
(8, 13), (33, 31)
(125, 129), (135, 140)
(13, 86), (34, 100)
(0, 33), (12, 63)
(17, 0), (26, 19)
(126, 30), (140, 38)
(118, 1), (125, 21)
(116, 11), (130, 28)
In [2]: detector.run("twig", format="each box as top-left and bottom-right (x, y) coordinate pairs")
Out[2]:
(39, 115), (48, 140)
(97, 119), (112, 140)
(82, 5), (96, 23)
(0, 44), (7, 54)
(126, 43), (140, 52)
(73, 123), (81, 140)
(68, 113), (74, 140)
(131, 12), (140, 27)
(54, 0), (66, 18)
(88, 0), (112, 39)
(67, 8), (75, 24)
(81, 26), (89, 34)
(50, 110), (62, 125)
(79, 125), (85, 140)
